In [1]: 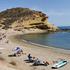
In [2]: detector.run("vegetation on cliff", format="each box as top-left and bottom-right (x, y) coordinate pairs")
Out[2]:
(0, 7), (58, 31)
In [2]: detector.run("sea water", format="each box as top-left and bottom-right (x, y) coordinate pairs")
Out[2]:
(22, 32), (70, 50)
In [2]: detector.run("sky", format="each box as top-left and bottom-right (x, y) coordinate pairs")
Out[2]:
(0, 0), (70, 26)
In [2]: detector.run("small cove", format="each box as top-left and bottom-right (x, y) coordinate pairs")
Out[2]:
(20, 32), (70, 50)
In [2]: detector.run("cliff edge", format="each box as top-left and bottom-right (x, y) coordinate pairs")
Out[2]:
(0, 7), (58, 32)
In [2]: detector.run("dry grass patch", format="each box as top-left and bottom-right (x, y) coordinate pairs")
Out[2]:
(0, 56), (5, 61)
(9, 61), (17, 66)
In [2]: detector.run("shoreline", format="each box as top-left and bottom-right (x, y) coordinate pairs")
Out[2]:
(0, 29), (70, 70)
(10, 33), (70, 55)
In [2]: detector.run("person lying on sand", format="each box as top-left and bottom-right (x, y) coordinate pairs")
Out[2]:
(8, 47), (24, 57)
(13, 47), (23, 54)
(33, 58), (49, 66)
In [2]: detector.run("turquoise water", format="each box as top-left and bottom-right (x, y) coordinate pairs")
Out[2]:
(22, 32), (70, 50)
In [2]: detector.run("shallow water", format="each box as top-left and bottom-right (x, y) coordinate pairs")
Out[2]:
(21, 32), (70, 50)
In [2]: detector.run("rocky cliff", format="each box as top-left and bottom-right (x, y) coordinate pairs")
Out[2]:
(0, 7), (58, 32)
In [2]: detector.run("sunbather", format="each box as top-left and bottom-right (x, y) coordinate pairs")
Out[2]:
(27, 54), (34, 62)
(33, 58), (41, 66)
(33, 58), (49, 66)
(9, 47), (23, 57)
(13, 47), (23, 54)
(24, 54), (35, 63)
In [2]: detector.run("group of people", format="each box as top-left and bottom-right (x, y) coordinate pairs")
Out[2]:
(8, 47), (50, 67)
(27, 54), (49, 66)
(9, 47), (67, 68)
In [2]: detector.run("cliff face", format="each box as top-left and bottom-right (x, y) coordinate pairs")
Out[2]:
(0, 7), (58, 31)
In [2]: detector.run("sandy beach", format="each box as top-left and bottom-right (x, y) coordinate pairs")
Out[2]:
(0, 29), (70, 70)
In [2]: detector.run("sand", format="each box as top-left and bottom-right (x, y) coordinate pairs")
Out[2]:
(0, 29), (70, 70)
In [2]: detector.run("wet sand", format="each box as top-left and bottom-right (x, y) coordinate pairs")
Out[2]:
(0, 29), (70, 70)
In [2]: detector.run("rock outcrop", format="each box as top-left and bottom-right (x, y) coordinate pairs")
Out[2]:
(0, 7), (58, 32)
